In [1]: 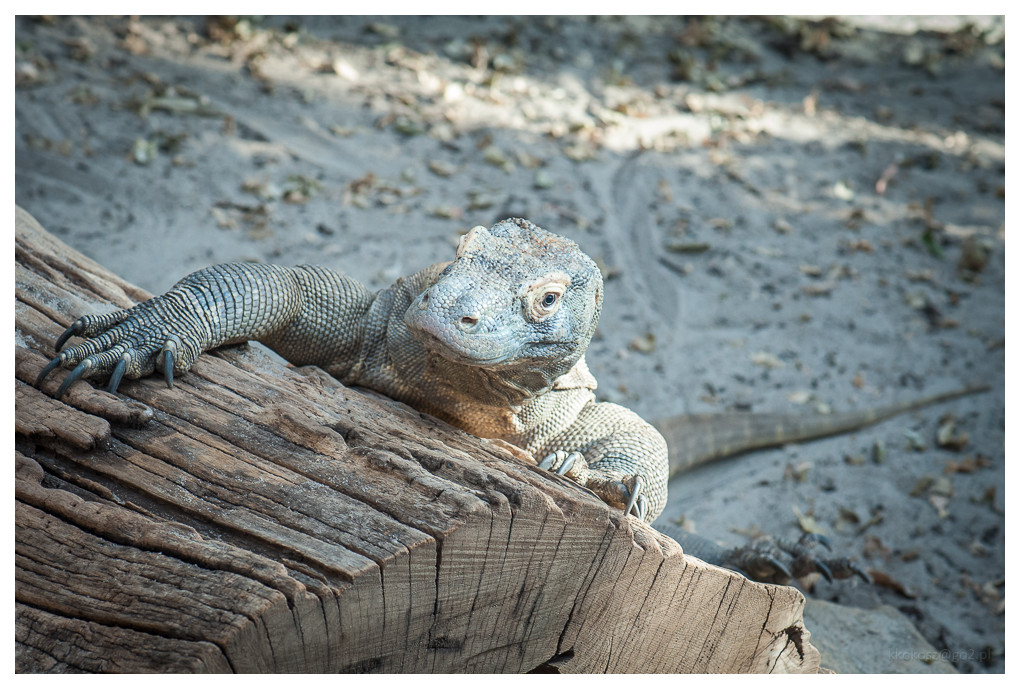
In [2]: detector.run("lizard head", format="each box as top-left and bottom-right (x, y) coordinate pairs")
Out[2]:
(405, 218), (603, 383)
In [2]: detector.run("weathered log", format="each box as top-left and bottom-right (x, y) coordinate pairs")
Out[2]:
(14, 206), (820, 673)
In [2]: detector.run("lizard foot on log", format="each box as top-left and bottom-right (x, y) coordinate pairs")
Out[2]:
(538, 451), (648, 520)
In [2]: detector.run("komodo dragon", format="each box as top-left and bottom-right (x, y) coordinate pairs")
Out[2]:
(37, 217), (983, 584)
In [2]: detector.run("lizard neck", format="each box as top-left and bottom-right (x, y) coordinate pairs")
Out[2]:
(425, 350), (569, 403)
(419, 351), (567, 438)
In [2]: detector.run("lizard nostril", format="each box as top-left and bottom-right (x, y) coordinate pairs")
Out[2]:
(459, 314), (481, 330)
(418, 290), (430, 310)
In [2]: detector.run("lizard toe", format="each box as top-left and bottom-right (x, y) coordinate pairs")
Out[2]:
(579, 472), (648, 519)
(723, 536), (798, 584)
(623, 474), (645, 519)
(797, 532), (831, 551)
(56, 359), (91, 398)
(812, 557), (872, 584)
(537, 450), (587, 480)
(538, 450), (567, 471)
(778, 534), (868, 583)
(164, 348), (175, 387)
(35, 355), (64, 388)
(106, 357), (128, 394)
(631, 494), (649, 521)
(54, 321), (81, 352)
(719, 533), (872, 585)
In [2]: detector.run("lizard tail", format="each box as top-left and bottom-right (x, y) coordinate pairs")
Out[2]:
(651, 385), (991, 477)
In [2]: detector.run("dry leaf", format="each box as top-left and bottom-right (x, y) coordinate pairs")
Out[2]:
(944, 454), (992, 474)
(793, 505), (826, 535)
(930, 476), (955, 498)
(751, 351), (784, 369)
(936, 414), (969, 451)
(835, 506), (861, 531)
(533, 170), (554, 189)
(910, 475), (935, 497)
(856, 509), (884, 535)
(784, 461), (813, 482)
(929, 494), (951, 518)
(428, 205), (463, 220)
(904, 429), (927, 451)
(427, 160), (457, 177)
(862, 534), (890, 559)
(802, 282), (836, 297)
(831, 181), (854, 200)
(788, 390), (813, 405)
(629, 333), (657, 354)
(870, 569), (917, 598)
(482, 145), (513, 171)
(959, 234), (993, 273)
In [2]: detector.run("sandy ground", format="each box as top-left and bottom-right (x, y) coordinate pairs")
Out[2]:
(15, 15), (1005, 672)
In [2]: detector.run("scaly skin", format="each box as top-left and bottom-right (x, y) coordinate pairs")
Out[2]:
(44, 216), (970, 585)
(39, 219), (665, 523)
(652, 386), (989, 477)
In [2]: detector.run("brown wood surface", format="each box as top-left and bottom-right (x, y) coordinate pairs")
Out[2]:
(14, 206), (821, 673)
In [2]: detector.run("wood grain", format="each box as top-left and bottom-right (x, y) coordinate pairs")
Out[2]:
(14, 206), (820, 673)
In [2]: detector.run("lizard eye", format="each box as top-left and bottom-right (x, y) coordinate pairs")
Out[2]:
(530, 286), (564, 320)
(523, 272), (570, 321)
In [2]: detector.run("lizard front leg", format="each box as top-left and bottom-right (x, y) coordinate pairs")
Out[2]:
(37, 263), (374, 395)
(536, 399), (669, 523)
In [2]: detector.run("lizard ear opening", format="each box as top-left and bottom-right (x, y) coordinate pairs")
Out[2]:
(456, 226), (489, 258)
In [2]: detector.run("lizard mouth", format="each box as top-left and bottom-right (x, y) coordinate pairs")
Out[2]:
(412, 326), (516, 367)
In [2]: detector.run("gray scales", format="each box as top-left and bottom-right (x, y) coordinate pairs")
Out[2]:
(37, 218), (985, 584)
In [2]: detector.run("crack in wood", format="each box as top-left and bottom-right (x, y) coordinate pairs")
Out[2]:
(15, 207), (819, 673)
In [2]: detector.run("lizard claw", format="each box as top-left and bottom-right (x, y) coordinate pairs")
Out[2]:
(106, 357), (128, 394)
(56, 359), (91, 398)
(538, 451), (563, 471)
(815, 557), (873, 584)
(537, 451), (584, 477)
(584, 473), (649, 521)
(722, 538), (795, 583)
(623, 474), (645, 519)
(850, 562), (873, 585)
(761, 553), (794, 582)
(722, 533), (871, 585)
(813, 559), (834, 583)
(163, 348), (175, 388)
(36, 356), (63, 388)
(54, 322), (80, 352)
(632, 494), (649, 521)
(801, 532), (831, 551)
(37, 289), (209, 398)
